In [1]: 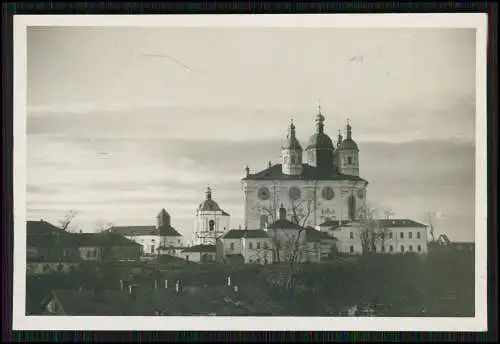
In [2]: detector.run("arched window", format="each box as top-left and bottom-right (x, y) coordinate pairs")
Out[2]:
(230, 242), (234, 250)
(348, 156), (352, 165)
(209, 220), (215, 231)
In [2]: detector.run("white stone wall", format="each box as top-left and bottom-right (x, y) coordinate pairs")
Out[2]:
(330, 226), (363, 255)
(221, 238), (243, 255)
(179, 251), (216, 263)
(242, 179), (367, 229)
(125, 235), (158, 255)
(194, 211), (230, 245)
(241, 237), (274, 264)
(374, 226), (428, 254)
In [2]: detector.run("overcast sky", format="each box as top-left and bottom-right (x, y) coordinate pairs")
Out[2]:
(26, 26), (476, 242)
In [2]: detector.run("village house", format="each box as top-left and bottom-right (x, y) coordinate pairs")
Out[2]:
(217, 228), (273, 265)
(27, 220), (81, 263)
(107, 208), (184, 258)
(179, 244), (217, 263)
(74, 232), (141, 262)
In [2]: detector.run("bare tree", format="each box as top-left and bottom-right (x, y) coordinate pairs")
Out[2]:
(59, 210), (78, 232)
(384, 208), (395, 220)
(253, 183), (321, 264)
(358, 205), (389, 254)
(94, 219), (114, 233)
(282, 199), (314, 290)
(253, 182), (282, 262)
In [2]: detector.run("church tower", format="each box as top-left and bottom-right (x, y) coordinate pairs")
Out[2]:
(281, 120), (303, 176)
(193, 186), (230, 246)
(337, 120), (360, 176)
(305, 103), (335, 173)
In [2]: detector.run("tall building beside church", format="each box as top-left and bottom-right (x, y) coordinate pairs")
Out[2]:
(193, 187), (230, 245)
(241, 104), (368, 229)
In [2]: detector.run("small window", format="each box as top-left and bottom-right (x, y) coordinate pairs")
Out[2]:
(256, 258), (261, 263)
(257, 242), (261, 249)
(350, 232), (354, 239)
(409, 232), (413, 239)
(381, 245), (385, 252)
(249, 242), (253, 250)
(151, 245), (155, 254)
(400, 232), (404, 239)
(389, 232), (393, 239)
(348, 156), (352, 164)
(249, 259), (253, 263)
(263, 242), (269, 249)
(350, 246), (354, 253)
(417, 245), (422, 252)
(401, 245), (405, 253)
(209, 220), (215, 231)
(230, 242), (234, 250)
(389, 245), (394, 252)
(417, 232), (421, 239)
(409, 245), (413, 252)
(86, 251), (91, 259)
(185, 255), (190, 261)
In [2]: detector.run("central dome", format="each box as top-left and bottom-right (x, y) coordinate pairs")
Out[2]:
(198, 199), (222, 212)
(306, 132), (334, 151)
(198, 186), (222, 212)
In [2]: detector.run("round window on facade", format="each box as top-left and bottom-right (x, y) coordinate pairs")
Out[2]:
(322, 186), (335, 200)
(257, 187), (271, 201)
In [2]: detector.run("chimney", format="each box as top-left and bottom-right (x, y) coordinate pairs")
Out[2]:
(120, 279), (124, 291)
(227, 276), (231, 287)
(279, 204), (286, 220)
(175, 280), (180, 293)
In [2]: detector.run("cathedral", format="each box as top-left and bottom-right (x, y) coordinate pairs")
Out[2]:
(241, 104), (369, 229)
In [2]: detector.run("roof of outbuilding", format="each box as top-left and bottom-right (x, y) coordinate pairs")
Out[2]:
(74, 233), (141, 247)
(108, 225), (182, 237)
(221, 229), (269, 239)
(181, 244), (217, 253)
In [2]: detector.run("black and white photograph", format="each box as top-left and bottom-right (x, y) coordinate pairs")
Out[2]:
(13, 14), (488, 331)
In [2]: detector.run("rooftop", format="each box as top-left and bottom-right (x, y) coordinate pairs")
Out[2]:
(376, 219), (427, 228)
(242, 163), (367, 182)
(27, 220), (71, 236)
(108, 225), (182, 237)
(222, 229), (269, 239)
(268, 218), (302, 230)
(74, 232), (141, 247)
(182, 244), (217, 253)
(304, 228), (336, 243)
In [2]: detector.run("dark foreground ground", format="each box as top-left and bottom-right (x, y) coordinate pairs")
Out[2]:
(26, 248), (474, 316)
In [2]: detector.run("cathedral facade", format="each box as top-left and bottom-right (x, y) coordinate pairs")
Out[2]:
(241, 105), (369, 230)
